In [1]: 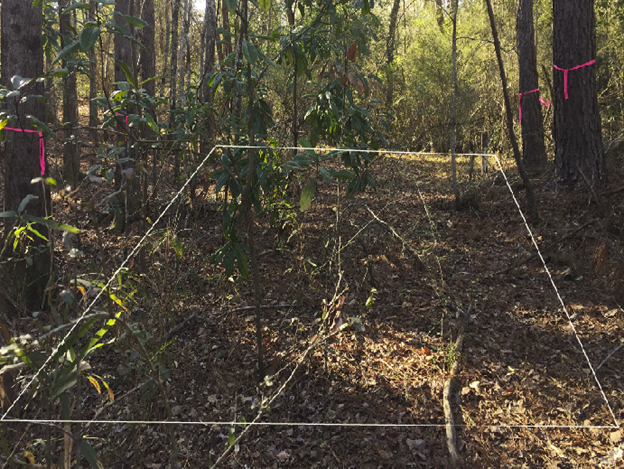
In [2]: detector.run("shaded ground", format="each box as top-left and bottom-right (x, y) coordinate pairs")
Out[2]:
(2, 123), (624, 467)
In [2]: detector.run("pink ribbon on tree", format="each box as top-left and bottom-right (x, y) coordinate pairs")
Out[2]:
(4, 127), (45, 175)
(553, 59), (596, 100)
(518, 88), (550, 123)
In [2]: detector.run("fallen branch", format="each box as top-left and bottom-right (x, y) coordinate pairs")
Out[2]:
(595, 341), (624, 373)
(363, 204), (427, 270)
(494, 219), (599, 275)
(443, 304), (471, 468)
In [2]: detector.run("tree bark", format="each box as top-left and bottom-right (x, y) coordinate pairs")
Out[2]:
(1, 0), (50, 313)
(60, 0), (80, 184)
(178, 0), (190, 99)
(386, 0), (401, 107)
(485, 0), (539, 223)
(516, 0), (547, 168)
(88, 1), (99, 146)
(114, 0), (132, 83)
(552, 0), (603, 186)
(140, 0), (156, 103)
(160, 1), (171, 98)
(450, 0), (459, 207)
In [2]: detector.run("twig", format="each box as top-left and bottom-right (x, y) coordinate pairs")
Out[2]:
(494, 219), (599, 275)
(595, 342), (624, 372)
(363, 204), (427, 270)
(443, 304), (471, 468)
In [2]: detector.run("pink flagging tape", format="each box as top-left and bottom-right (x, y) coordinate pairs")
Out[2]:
(518, 89), (550, 123)
(4, 127), (45, 175)
(553, 60), (596, 100)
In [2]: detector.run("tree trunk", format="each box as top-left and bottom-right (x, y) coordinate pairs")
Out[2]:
(114, 0), (132, 83)
(485, 0), (539, 223)
(516, 0), (547, 168)
(200, 0), (217, 156)
(60, 0), (80, 184)
(450, 0), (459, 207)
(170, 0), (180, 120)
(178, 0), (190, 100)
(160, 1), (171, 98)
(386, 0), (401, 107)
(552, 0), (603, 186)
(140, 0), (156, 103)
(1, 0), (50, 313)
(88, 1), (99, 146)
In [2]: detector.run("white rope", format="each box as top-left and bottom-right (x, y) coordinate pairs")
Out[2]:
(0, 418), (618, 429)
(3, 146), (619, 433)
(0, 145), (219, 421)
(220, 144), (496, 158)
(492, 153), (620, 429)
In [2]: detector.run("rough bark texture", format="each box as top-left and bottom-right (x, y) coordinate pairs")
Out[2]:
(114, 0), (132, 83)
(516, 0), (547, 168)
(178, 0), (190, 98)
(450, 0), (459, 207)
(552, 0), (603, 186)
(140, 0), (156, 102)
(485, 0), (539, 223)
(170, 0), (180, 119)
(60, 0), (80, 183)
(1, 0), (50, 312)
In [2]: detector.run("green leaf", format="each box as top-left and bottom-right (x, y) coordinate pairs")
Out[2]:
(329, 169), (356, 180)
(79, 26), (101, 52)
(0, 211), (17, 219)
(50, 367), (78, 400)
(216, 27), (236, 38)
(224, 0), (236, 13)
(79, 439), (103, 468)
(82, 312), (121, 359)
(319, 167), (334, 182)
(22, 215), (81, 233)
(242, 40), (258, 66)
(258, 0), (271, 11)
(26, 115), (55, 136)
(32, 0), (43, 6)
(228, 427), (235, 446)
(51, 40), (80, 66)
(18, 195), (38, 214)
(235, 248), (248, 278)
(298, 137), (312, 149)
(62, 2), (89, 14)
(172, 234), (184, 259)
(300, 181), (316, 211)
(118, 61), (137, 88)
(123, 14), (148, 27)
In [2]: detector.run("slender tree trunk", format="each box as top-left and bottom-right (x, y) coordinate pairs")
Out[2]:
(160, 0), (171, 98)
(552, 0), (603, 186)
(485, 0), (539, 223)
(60, 0), (80, 184)
(1, 0), (50, 313)
(114, 0), (132, 83)
(386, 0), (401, 107)
(516, 0), (547, 168)
(178, 0), (190, 99)
(450, 0), (460, 207)
(170, 0), (181, 185)
(89, 1), (99, 146)
(200, 0), (217, 156)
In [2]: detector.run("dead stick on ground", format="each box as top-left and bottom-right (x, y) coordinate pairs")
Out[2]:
(494, 219), (599, 275)
(443, 304), (471, 468)
(363, 204), (427, 270)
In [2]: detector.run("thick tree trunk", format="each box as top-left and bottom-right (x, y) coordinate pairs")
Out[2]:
(485, 0), (539, 223)
(60, 0), (80, 184)
(140, 0), (156, 102)
(516, 0), (547, 168)
(552, 0), (603, 186)
(1, 0), (50, 313)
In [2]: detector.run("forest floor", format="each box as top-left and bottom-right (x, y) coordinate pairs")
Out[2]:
(4, 132), (624, 467)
